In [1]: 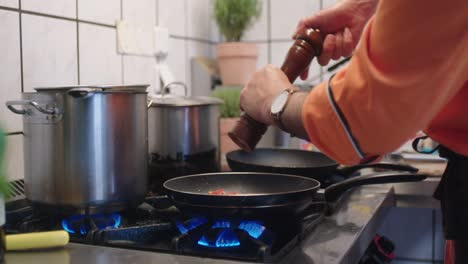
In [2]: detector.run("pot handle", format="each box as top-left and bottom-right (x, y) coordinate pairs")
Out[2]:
(6, 100), (59, 115)
(324, 172), (427, 204)
(337, 163), (418, 176)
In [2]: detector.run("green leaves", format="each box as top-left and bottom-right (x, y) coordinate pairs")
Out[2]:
(0, 127), (9, 198)
(210, 86), (242, 118)
(214, 0), (262, 42)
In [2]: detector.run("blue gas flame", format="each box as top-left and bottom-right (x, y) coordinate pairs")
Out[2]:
(238, 221), (265, 239)
(61, 219), (75, 234)
(61, 213), (122, 235)
(176, 217), (207, 234)
(212, 220), (230, 229)
(197, 229), (240, 248)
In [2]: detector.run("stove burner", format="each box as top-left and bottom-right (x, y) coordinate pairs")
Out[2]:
(176, 217), (207, 234)
(198, 229), (240, 248)
(177, 218), (268, 248)
(6, 196), (325, 262)
(238, 221), (265, 239)
(61, 213), (122, 234)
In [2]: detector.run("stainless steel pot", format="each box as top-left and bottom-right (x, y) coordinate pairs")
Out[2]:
(147, 82), (222, 193)
(6, 85), (148, 214)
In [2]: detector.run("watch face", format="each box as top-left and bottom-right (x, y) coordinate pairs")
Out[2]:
(271, 91), (289, 114)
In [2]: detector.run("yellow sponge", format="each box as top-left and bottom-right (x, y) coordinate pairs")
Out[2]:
(6, 231), (69, 251)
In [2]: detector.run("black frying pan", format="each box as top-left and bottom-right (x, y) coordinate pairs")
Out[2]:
(164, 172), (426, 219)
(226, 148), (418, 184)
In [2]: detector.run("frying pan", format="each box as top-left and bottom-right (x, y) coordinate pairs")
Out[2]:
(164, 172), (426, 219)
(226, 148), (418, 184)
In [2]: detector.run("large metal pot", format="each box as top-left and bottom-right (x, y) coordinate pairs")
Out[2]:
(147, 82), (222, 194)
(6, 85), (148, 214)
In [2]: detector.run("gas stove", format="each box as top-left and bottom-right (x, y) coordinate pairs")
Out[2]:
(6, 196), (324, 263)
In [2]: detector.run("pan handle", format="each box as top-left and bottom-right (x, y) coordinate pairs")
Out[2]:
(324, 172), (427, 203)
(337, 163), (418, 176)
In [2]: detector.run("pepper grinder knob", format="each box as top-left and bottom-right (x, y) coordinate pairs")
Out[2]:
(228, 29), (324, 152)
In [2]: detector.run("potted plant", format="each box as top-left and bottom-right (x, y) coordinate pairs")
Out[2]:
(210, 86), (242, 157)
(214, 0), (262, 85)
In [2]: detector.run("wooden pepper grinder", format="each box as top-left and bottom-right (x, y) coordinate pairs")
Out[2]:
(228, 28), (324, 151)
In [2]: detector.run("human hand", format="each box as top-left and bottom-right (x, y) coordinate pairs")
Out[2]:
(294, 0), (378, 78)
(240, 65), (292, 126)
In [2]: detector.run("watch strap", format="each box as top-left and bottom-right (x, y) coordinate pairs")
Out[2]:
(271, 87), (298, 131)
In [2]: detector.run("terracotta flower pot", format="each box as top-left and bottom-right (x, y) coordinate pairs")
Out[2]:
(220, 117), (241, 157)
(216, 42), (258, 86)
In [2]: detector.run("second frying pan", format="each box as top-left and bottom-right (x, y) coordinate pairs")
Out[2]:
(226, 148), (418, 184)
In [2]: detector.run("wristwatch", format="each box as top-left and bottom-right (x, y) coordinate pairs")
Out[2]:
(270, 87), (298, 130)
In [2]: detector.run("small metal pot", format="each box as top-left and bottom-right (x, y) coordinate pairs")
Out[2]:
(147, 82), (222, 193)
(6, 85), (148, 214)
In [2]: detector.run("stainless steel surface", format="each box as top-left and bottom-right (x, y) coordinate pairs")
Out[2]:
(148, 99), (221, 158)
(34, 84), (148, 92)
(383, 178), (441, 208)
(6, 85), (149, 214)
(148, 84), (222, 186)
(6, 100), (61, 115)
(5, 185), (395, 264)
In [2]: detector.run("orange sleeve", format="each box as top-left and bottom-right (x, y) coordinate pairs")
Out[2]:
(302, 0), (468, 165)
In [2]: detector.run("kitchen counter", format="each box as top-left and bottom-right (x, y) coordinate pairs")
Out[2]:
(4, 185), (396, 264)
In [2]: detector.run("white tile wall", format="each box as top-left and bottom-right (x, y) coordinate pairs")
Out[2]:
(79, 23), (122, 85)
(22, 0), (76, 18)
(322, 0), (337, 9)
(0, 0), (17, 8)
(5, 135), (24, 182)
(165, 37), (186, 94)
(270, 42), (288, 68)
(78, 0), (120, 25)
(22, 14), (77, 92)
(123, 55), (158, 93)
(243, 0), (268, 41)
(186, 0), (211, 41)
(209, 0), (220, 43)
(0, 0), (341, 180)
(186, 40), (212, 93)
(122, 0), (156, 27)
(158, 0), (185, 36)
(270, 0), (319, 40)
(256, 43), (268, 69)
(0, 10), (21, 132)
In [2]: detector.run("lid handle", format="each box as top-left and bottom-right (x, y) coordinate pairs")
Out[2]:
(162, 82), (188, 98)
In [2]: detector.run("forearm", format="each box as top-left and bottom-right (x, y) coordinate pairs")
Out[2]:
(275, 91), (309, 141)
(301, 0), (468, 165)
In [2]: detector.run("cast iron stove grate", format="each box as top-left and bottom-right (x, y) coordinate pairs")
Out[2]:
(5, 196), (324, 263)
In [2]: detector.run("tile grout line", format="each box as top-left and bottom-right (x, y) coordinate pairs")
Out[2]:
(0, 5), (115, 29)
(18, 0), (24, 92)
(76, 0), (80, 84)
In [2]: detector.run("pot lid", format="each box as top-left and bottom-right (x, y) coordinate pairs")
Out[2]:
(149, 94), (222, 107)
(149, 81), (222, 107)
(35, 84), (149, 92)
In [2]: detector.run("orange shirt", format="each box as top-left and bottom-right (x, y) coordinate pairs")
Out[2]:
(302, 0), (468, 165)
